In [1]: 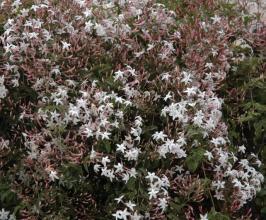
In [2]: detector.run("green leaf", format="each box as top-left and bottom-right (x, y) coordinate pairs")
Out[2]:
(254, 119), (266, 140)
(261, 207), (266, 214)
(186, 125), (204, 140)
(185, 148), (205, 172)
(208, 209), (230, 220)
(0, 183), (19, 207)
(126, 177), (136, 191)
(168, 198), (185, 216)
(239, 111), (261, 123)
(95, 140), (113, 153)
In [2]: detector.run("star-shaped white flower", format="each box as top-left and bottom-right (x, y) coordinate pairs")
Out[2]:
(238, 145), (246, 153)
(114, 163), (124, 173)
(83, 8), (92, 17)
(116, 143), (126, 153)
(211, 15), (221, 24)
(125, 200), (136, 211)
(158, 198), (168, 211)
(101, 156), (110, 166)
(114, 195), (124, 204)
(85, 20), (94, 33)
(0, 208), (10, 220)
(163, 92), (172, 101)
(61, 41), (71, 50)
(152, 131), (167, 141)
(148, 187), (159, 200)
(204, 150), (213, 161)
(49, 170), (59, 181)
(114, 70), (124, 81)
(145, 172), (158, 182)
(184, 87), (197, 96)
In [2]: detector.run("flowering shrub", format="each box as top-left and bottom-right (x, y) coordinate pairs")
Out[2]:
(0, 0), (264, 219)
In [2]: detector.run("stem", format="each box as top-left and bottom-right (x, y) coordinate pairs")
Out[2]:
(202, 163), (216, 210)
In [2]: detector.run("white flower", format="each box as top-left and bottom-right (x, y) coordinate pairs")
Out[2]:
(147, 43), (155, 51)
(114, 195), (124, 204)
(76, 98), (87, 109)
(116, 143), (126, 153)
(49, 170), (59, 181)
(200, 213), (208, 220)
(66, 79), (77, 87)
(152, 131), (167, 141)
(85, 20), (94, 33)
(125, 200), (136, 211)
(90, 147), (97, 160)
(61, 41), (71, 50)
(12, 0), (22, 8)
(211, 48), (218, 57)
(163, 92), (172, 101)
(3, 44), (13, 54)
(205, 62), (214, 69)
(94, 164), (101, 172)
(158, 198), (168, 211)
(232, 179), (243, 188)
(148, 187), (159, 200)
(11, 79), (19, 87)
(184, 87), (197, 96)
(173, 31), (181, 39)
(210, 137), (226, 147)
(128, 168), (137, 178)
(126, 66), (136, 76)
(211, 15), (221, 24)
(256, 159), (262, 167)
(8, 213), (16, 220)
(0, 85), (8, 99)
(28, 32), (39, 39)
(212, 180), (225, 190)
(131, 212), (142, 220)
(122, 173), (130, 183)
(239, 159), (249, 167)
(145, 172), (158, 182)
(181, 71), (192, 85)
(114, 163), (124, 173)
(53, 97), (63, 105)
(112, 210), (123, 220)
(161, 72), (171, 81)
(134, 116), (143, 126)
(95, 23), (106, 36)
(238, 145), (246, 154)
(31, 4), (39, 11)
(134, 50), (145, 58)
(0, 208), (9, 220)
(193, 110), (204, 126)
(177, 135), (186, 146)
(107, 169), (115, 182)
(101, 156), (110, 166)
(112, 209), (130, 220)
(69, 104), (80, 117)
(83, 8), (92, 17)
(0, 76), (5, 85)
(124, 148), (139, 161)
(214, 191), (224, 200)
(100, 131), (111, 140)
(114, 70), (124, 81)
(175, 165), (184, 173)
(204, 151), (213, 161)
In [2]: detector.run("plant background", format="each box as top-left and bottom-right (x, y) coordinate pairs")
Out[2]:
(0, 0), (265, 219)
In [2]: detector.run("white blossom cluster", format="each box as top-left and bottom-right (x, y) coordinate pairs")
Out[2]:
(0, 209), (15, 220)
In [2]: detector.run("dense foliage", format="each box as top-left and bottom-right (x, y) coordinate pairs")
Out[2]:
(0, 0), (265, 219)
